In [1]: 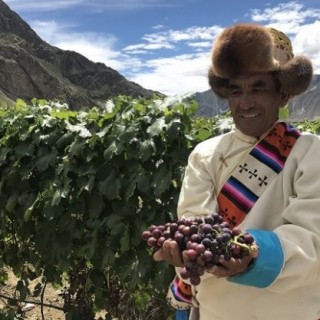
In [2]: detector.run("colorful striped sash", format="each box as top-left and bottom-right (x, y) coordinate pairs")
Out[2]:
(217, 121), (301, 227)
(167, 122), (301, 314)
(167, 276), (193, 308)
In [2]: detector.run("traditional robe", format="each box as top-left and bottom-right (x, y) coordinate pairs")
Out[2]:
(175, 122), (320, 320)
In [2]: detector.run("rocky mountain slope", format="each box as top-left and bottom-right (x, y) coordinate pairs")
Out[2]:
(0, 0), (160, 109)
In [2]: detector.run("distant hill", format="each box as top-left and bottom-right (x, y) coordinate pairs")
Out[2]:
(194, 75), (320, 121)
(0, 0), (162, 109)
(288, 74), (320, 120)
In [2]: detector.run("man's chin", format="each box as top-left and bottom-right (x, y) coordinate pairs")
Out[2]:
(238, 126), (262, 137)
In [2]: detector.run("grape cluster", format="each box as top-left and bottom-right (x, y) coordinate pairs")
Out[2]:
(141, 212), (258, 286)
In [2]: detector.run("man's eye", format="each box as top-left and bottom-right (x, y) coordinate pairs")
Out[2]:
(253, 87), (266, 93)
(229, 90), (240, 97)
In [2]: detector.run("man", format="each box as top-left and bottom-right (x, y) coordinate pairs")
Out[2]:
(154, 23), (320, 320)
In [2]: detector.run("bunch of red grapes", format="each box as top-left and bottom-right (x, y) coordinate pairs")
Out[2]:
(141, 212), (258, 286)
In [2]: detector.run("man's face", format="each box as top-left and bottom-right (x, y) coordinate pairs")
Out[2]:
(227, 72), (288, 137)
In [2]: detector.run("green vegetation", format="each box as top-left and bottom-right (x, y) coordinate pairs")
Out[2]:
(0, 96), (319, 319)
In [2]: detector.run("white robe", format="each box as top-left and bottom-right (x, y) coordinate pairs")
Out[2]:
(177, 125), (320, 320)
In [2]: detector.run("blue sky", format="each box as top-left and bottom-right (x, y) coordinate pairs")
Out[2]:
(4, 0), (320, 96)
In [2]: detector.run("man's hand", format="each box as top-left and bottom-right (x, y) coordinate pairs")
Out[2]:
(207, 254), (253, 278)
(153, 239), (184, 267)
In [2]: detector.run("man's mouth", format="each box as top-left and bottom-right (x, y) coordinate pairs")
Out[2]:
(241, 113), (259, 118)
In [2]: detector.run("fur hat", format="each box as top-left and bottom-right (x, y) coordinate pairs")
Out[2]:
(208, 23), (313, 98)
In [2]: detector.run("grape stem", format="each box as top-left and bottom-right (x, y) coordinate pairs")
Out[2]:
(232, 236), (259, 258)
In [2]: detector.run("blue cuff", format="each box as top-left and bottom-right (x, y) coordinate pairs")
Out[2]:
(228, 229), (284, 288)
(175, 310), (189, 320)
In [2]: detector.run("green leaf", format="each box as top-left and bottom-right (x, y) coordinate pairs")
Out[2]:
(66, 121), (91, 138)
(133, 290), (151, 311)
(43, 206), (58, 220)
(134, 102), (146, 113)
(125, 179), (136, 200)
(56, 133), (74, 149)
(98, 170), (121, 200)
(14, 142), (34, 156)
(88, 192), (104, 218)
(152, 163), (172, 196)
(51, 189), (62, 206)
(50, 110), (77, 120)
(0, 146), (10, 162)
(100, 248), (115, 268)
(35, 151), (58, 171)
(103, 141), (117, 160)
(139, 140), (156, 161)
(5, 194), (18, 212)
(68, 139), (86, 157)
(15, 98), (28, 108)
(24, 205), (33, 222)
(105, 214), (124, 237)
(120, 225), (130, 253)
(136, 172), (151, 193)
(279, 106), (290, 119)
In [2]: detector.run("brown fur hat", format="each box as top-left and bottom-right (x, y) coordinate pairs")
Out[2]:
(208, 23), (313, 98)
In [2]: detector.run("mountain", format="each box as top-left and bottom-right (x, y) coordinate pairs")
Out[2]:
(1, 0), (318, 119)
(288, 74), (320, 120)
(0, 0), (161, 109)
(194, 74), (320, 121)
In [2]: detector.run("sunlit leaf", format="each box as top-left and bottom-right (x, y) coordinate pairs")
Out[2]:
(147, 118), (166, 136)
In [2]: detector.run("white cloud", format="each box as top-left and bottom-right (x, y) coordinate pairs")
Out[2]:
(124, 26), (221, 55)
(251, 1), (320, 28)
(139, 26), (222, 46)
(30, 20), (128, 71)
(152, 24), (166, 30)
(124, 42), (174, 52)
(5, 0), (86, 11)
(292, 21), (320, 73)
(188, 41), (212, 49)
(120, 25), (222, 94)
(168, 26), (222, 42)
(129, 53), (211, 95)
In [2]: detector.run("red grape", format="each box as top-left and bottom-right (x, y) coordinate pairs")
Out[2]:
(141, 213), (258, 286)
(190, 275), (201, 286)
(203, 250), (214, 262)
(185, 249), (198, 261)
(141, 230), (151, 241)
(195, 243), (206, 254)
(180, 267), (191, 280)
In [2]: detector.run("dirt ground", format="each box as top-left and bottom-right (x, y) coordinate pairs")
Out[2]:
(0, 268), (65, 320)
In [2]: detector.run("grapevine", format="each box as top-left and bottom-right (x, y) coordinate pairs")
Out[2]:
(141, 212), (259, 285)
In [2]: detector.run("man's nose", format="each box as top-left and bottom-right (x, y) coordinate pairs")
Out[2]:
(238, 94), (255, 110)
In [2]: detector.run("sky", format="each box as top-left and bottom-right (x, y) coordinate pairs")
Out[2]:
(4, 0), (320, 96)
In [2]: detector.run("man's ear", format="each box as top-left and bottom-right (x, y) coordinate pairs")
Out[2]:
(280, 91), (290, 108)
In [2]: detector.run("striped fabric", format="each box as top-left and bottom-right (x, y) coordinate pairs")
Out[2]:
(218, 122), (300, 227)
(171, 276), (193, 304)
(168, 122), (301, 316)
(167, 276), (193, 309)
